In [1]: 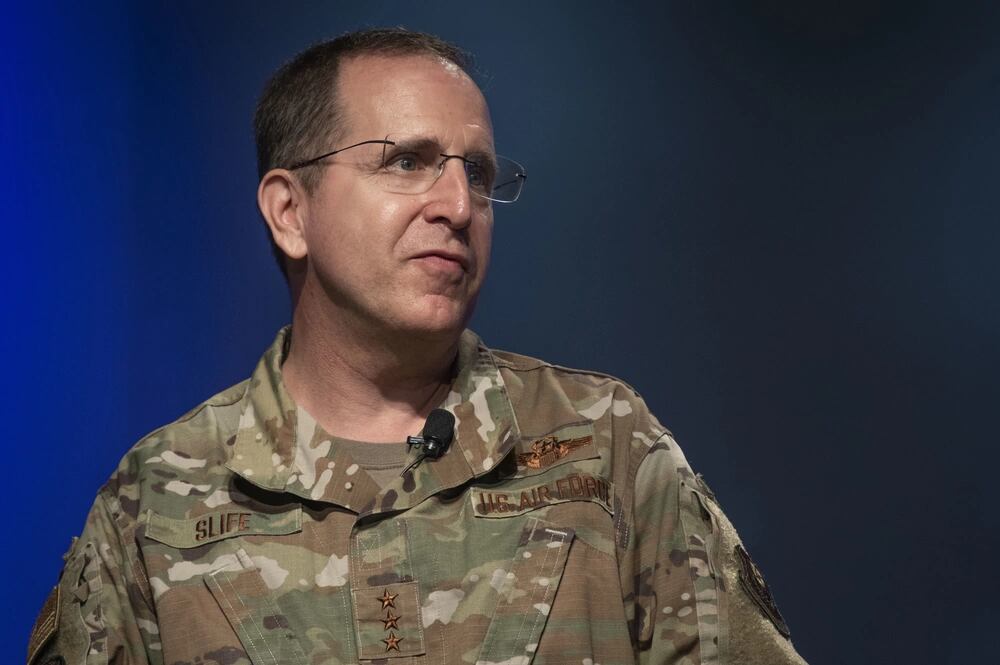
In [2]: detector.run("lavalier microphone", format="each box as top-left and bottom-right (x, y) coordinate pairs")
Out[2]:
(402, 408), (455, 474)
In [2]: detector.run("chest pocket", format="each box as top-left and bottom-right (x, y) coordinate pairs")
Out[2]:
(204, 548), (309, 665)
(476, 518), (575, 665)
(144, 507), (305, 665)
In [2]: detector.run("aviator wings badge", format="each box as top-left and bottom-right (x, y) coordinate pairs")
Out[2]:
(516, 435), (593, 469)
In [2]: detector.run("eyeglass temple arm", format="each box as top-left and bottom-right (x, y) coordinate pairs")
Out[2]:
(285, 139), (396, 171)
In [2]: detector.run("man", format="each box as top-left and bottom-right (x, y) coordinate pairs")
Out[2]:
(28, 28), (807, 665)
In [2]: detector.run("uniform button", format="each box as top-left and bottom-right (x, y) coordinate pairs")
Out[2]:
(345, 482), (354, 491)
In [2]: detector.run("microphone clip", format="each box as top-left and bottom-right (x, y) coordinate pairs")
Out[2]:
(401, 408), (455, 476)
(406, 434), (448, 459)
(401, 435), (445, 476)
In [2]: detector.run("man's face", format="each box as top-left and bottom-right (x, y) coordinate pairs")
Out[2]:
(298, 54), (494, 337)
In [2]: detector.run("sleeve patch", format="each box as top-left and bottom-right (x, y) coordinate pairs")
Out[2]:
(27, 586), (60, 665)
(735, 543), (791, 638)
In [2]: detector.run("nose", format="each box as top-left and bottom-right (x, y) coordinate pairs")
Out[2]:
(422, 156), (473, 229)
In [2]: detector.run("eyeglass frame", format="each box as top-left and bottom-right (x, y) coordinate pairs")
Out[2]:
(283, 137), (527, 203)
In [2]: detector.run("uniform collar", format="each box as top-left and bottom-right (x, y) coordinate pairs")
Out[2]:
(226, 326), (521, 515)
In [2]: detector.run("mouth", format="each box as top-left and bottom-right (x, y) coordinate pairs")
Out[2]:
(410, 250), (470, 272)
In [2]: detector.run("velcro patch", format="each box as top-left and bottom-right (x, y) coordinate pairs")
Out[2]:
(27, 586), (59, 665)
(145, 507), (302, 548)
(472, 473), (614, 517)
(351, 581), (426, 659)
(735, 543), (791, 638)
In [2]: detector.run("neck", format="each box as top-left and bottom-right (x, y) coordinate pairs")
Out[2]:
(281, 284), (461, 443)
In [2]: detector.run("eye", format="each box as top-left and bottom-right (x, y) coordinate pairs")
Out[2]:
(387, 153), (420, 172)
(466, 165), (484, 187)
(464, 160), (494, 190)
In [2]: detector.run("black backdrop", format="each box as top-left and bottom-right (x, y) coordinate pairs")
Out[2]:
(5, 2), (999, 662)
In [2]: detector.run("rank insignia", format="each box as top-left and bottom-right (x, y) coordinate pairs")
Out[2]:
(382, 632), (403, 652)
(381, 610), (401, 631)
(353, 581), (424, 658)
(377, 589), (398, 610)
(734, 544), (791, 638)
(516, 435), (593, 469)
(377, 588), (404, 652)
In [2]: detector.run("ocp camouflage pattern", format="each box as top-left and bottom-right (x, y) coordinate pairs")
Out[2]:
(29, 328), (808, 665)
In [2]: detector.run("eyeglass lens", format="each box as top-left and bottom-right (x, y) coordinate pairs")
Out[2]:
(374, 135), (525, 203)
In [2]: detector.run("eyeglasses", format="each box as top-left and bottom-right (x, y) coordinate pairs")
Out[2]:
(285, 135), (527, 203)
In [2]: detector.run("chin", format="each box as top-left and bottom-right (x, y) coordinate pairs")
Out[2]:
(394, 294), (476, 336)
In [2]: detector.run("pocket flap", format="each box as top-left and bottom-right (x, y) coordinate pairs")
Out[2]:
(145, 507), (302, 548)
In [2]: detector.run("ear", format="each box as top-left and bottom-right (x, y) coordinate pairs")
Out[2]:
(258, 169), (309, 260)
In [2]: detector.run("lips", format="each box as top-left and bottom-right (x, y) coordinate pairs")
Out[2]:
(410, 250), (470, 272)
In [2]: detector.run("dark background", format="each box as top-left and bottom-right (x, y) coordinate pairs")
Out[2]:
(4, 2), (999, 663)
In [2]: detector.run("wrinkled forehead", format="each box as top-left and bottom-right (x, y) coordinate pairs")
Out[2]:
(336, 54), (494, 153)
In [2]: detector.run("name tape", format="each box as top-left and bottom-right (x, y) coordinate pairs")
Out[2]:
(472, 472), (614, 518)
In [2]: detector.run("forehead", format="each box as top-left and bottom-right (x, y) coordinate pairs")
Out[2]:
(336, 54), (494, 149)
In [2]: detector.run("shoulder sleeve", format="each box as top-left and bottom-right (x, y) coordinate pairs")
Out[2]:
(28, 489), (160, 665)
(630, 435), (809, 664)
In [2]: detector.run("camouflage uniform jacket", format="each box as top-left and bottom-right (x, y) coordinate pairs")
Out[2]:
(29, 328), (807, 665)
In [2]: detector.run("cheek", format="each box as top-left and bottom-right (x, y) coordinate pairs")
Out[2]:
(378, 199), (427, 253)
(307, 194), (417, 258)
(473, 214), (494, 269)
(381, 197), (415, 223)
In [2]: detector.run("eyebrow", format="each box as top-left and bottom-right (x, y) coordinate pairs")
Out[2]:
(389, 135), (445, 153)
(389, 134), (496, 158)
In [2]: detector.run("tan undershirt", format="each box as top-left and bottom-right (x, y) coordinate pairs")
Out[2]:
(331, 437), (410, 490)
